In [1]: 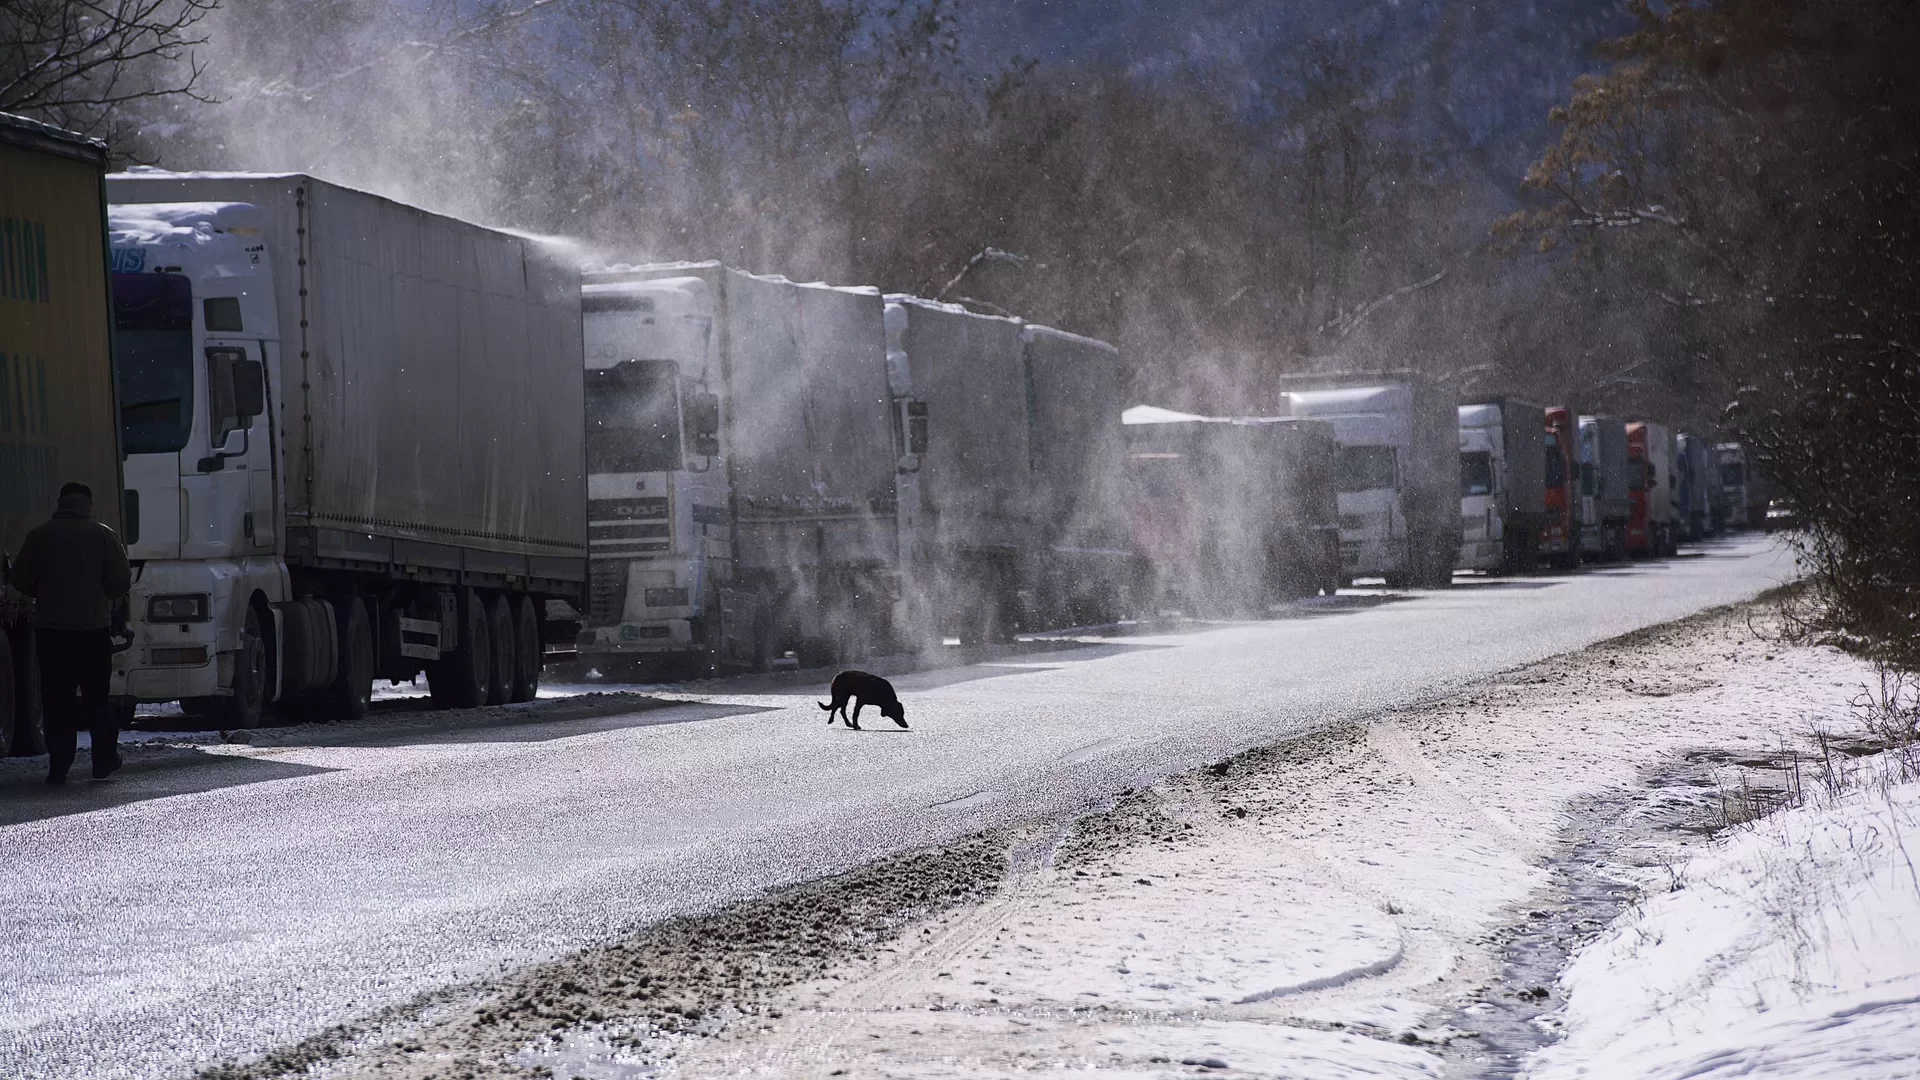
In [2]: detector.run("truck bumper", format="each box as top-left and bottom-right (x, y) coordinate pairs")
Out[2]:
(1340, 539), (1406, 579)
(1457, 539), (1503, 571)
(111, 560), (240, 702)
(576, 619), (696, 654)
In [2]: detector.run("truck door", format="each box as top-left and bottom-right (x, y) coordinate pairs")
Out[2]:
(179, 338), (269, 558)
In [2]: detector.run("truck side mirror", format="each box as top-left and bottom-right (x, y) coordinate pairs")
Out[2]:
(233, 358), (266, 419)
(685, 391), (720, 457)
(906, 400), (929, 455)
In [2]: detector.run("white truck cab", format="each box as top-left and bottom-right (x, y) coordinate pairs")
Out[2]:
(108, 203), (285, 714)
(576, 276), (729, 669)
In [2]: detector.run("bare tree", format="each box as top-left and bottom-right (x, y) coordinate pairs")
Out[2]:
(0, 0), (217, 141)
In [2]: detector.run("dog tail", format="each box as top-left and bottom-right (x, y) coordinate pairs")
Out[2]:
(818, 700), (835, 711)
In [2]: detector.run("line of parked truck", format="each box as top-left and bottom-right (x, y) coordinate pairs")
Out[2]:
(0, 113), (1779, 749)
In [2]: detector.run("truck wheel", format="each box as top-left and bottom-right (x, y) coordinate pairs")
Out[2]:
(5, 628), (46, 757)
(215, 605), (268, 729)
(510, 596), (540, 704)
(486, 595), (514, 707)
(323, 598), (374, 722)
(0, 632), (14, 757)
(429, 589), (489, 710)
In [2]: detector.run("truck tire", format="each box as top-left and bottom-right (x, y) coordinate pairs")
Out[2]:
(323, 597), (374, 722)
(510, 595), (540, 704)
(428, 589), (489, 710)
(5, 628), (46, 757)
(0, 632), (14, 757)
(214, 605), (269, 729)
(485, 595), (513, 707)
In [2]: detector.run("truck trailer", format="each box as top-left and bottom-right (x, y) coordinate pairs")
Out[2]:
(575, 264), (899, 674)
(1625, 421), (1678, 558)
(1675, 434), (1713, 542)
(1541, 406), (1583, 568)
(104, 173), (587, 725)
(1456, 398), (1546, 573)
(1578, 415), (1630, 562)
(1122, 407), (1339, 614)
(886, 297), (1032, 646)
(1, 114), (124, 756)
(1279, 373), (1460, 589)
(1022, 324), (1134, 627)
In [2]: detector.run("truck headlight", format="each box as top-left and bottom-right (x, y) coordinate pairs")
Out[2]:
(147, 594), (211, 622)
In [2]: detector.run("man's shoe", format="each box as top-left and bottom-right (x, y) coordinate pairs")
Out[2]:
(92, 749), (123, 780)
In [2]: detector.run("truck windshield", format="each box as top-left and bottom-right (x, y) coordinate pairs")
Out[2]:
(112, 271), (194, 455)
(1544, 436), (1566, 487)
(1459, 451), (1493, 496)
(1335, 445), (1396, 493)
(585, 359), (682, 473)
(1721, 462), (1746, 487)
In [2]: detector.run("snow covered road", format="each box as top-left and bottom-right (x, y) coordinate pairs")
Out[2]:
(0, 536), (1796, 1079)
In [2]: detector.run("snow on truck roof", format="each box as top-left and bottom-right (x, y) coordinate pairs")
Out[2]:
(883, 294), (1027, 326)
(1458, 403), (1503, 429)
(108, 203), (267, 281)
(1284, 384), (1408, 414)
(108, 168), (546, 246)
(1123, 405), (1217, 425)
(594, 260), (882, 299)
(109, 201), (264, 242)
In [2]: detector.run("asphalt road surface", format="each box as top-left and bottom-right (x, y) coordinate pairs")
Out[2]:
(0, 536), (1793, 1080)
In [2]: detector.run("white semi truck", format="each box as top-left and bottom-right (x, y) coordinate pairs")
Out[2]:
(1279, 373), (1461, 589)
(885, 297), (1032, 645)
(1456, 397), (1547, 573)
(574, 264), (899, 674)
(1021, 324), (1135, 628)
(1121, 407), (1341, 614)
(1578, 415), (1631, 561)
(104, 173), (587, 724)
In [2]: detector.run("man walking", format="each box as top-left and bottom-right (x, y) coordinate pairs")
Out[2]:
(10, 482), (132, 783)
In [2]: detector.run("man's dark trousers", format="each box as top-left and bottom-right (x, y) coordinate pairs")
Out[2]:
(36, 628), (117, 779)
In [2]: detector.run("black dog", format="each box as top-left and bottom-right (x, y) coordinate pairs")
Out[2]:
(819, 670), (907, 730)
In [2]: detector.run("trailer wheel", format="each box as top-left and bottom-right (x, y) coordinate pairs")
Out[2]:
(323, 598), (374, 722)
(215, 605), (269, 729)
(429, 589), (489, 710)
(0, 631), (14, 757)
(485, 595), (513, 706)
(4, 628), (46, 757)
(510, 596), (540, 704)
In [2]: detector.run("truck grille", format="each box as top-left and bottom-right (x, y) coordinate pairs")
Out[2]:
(588, 560), (630, 626)
(590, 496), (671, 555)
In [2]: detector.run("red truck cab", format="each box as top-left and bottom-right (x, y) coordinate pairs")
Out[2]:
(1624, 421), (1677, 558)
(1541, 407), (1580, 568)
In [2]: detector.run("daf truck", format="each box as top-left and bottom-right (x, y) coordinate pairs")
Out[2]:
(1456, 398), (1546, 574)
(1541, 406), (1584, 568)
(1625, 421), (1677, 558)
(1, 114), (124, 756)
(1122, 407), (1339, 614)
(1279, 373), (1460, 589)
(885, 297), (1032, 645)
(1578, 415), (1630, 561)
(105, 173), (587, 725)
(575, 264), (899, 674)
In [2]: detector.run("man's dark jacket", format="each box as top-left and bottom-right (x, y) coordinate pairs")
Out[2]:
(9, 493), (133, 630)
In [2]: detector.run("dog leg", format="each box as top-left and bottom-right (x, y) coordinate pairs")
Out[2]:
(848, 700), (864, 730)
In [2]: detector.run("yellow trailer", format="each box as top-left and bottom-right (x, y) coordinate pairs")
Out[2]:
(0, 113), (121, 756)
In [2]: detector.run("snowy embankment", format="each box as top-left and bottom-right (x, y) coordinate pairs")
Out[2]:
(1530, 768), (1920, 1080)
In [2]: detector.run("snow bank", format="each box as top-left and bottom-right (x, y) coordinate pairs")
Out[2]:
(1530, 771), (1920, 1080)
